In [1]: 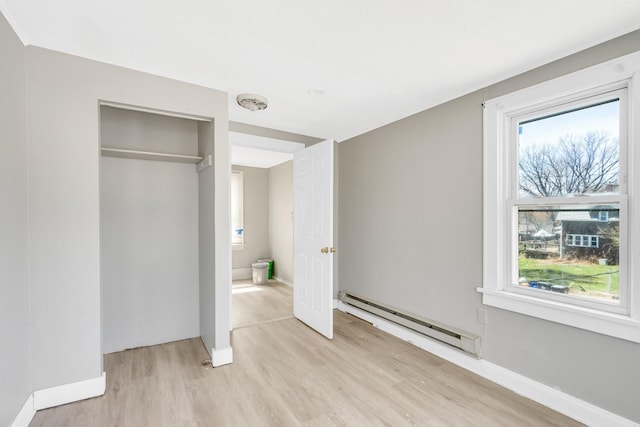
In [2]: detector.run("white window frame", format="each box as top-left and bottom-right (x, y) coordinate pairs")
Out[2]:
(480, 51), (640, 343)
(231, 170), (245, 250)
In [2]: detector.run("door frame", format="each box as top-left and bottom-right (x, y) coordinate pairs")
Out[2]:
(228, 138), (336, 339)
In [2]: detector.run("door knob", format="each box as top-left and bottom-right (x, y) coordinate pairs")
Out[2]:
(330, 247), (337, 253)
(321, 247), (329, 254)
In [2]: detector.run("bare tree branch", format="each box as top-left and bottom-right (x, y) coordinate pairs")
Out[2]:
(519, 131), (618, 197)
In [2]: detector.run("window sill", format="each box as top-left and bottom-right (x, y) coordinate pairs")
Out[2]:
(232, 243), (245, 251)
(477, 287), (640, 344)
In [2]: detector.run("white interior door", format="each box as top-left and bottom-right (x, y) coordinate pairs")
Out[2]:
(293, 139), (334, 339)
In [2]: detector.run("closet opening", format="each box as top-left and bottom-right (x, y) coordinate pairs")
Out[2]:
(99, 103), (215, 358)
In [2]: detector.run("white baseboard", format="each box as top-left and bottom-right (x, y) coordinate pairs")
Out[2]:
(232, 268), (252, 280)
(211, 347), (233, 367)
(10, 373), (106, 427)
(33, 372), (106, 410)
(337, 302), (636, 427)
(272, 276), (293, 287)
(333, 298), (338, 309)
(10, 394), (35, 427)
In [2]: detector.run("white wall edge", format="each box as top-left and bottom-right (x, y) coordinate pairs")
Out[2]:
(10, 394), (35, 427)
(333, 298), (338, 309)
(0, 0), (30, 45)
(211, 347), (233, 367)
(273, 276), (293, 287)
(33, 372), (106, 411)
(232, 267), (252, 280)
(337, 301), (636, 427)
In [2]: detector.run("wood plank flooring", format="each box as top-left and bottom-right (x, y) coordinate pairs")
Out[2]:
(31, 312), (580, 427)
(232, 279), (293, 328)
(30, 308), (582, 426)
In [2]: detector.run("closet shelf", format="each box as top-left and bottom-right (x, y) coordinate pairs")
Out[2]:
(101, 147), (203, 164)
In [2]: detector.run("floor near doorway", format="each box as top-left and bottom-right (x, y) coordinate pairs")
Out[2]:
(232, 279), (293, 328)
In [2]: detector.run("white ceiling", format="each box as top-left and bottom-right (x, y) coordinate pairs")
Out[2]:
(2, 1), (640, 142)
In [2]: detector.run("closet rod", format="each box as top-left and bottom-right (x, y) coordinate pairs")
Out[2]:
(101, 147), (203, 164)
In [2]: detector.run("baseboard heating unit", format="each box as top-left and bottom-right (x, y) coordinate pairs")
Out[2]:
(338, 291), (480, 356)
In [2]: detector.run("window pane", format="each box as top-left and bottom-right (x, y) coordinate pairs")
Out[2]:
(518, 205), (619, 302)
(518, 99), (620, 198)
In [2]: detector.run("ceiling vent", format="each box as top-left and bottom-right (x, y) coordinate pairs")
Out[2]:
(236, 93), (268, 111)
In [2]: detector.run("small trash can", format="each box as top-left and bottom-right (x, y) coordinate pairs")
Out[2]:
(252, 262), (269, 285)
(257, 258), (274, 280)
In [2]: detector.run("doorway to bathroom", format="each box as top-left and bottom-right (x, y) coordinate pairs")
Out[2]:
(230, 132), (300, 329)
(230, 132), (336, 339)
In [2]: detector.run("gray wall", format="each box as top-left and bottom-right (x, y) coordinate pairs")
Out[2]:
(101, 158), (199, 353)
(232, 165), (270, 269)
(100, 108), (200, 353)
(269, 161), (294, 284)
(24, 45), (229, 391)
(339, 92), (483, 335)
(338, 30), (640, 422)
(100, 106), (199, 154)
(0, 12), (30, 427)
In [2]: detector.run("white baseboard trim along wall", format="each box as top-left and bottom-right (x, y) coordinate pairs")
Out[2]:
(10, 395), (34, 427)
(273, 276), (293, 287)
(336, 301), (636, 427)
(11, 373), (106, 427)
(33, 372), (106, 410)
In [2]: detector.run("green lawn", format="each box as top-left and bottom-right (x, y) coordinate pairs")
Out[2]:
(518, 256), (619, 299)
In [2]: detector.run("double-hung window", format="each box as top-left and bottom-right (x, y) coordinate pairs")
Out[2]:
(481, 51), (640, 343)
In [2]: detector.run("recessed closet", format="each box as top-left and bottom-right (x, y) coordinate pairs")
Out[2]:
(99, 104), (213, 354)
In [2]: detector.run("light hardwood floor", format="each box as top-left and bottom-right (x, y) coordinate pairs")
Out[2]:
(232, 279), (293, 328)
(30, 308), (583, 426)
(31, 282), (580, 427)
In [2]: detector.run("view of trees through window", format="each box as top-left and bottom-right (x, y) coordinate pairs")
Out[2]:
(516, 99), (621, 302)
